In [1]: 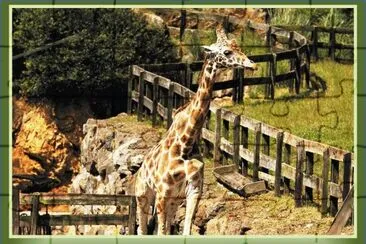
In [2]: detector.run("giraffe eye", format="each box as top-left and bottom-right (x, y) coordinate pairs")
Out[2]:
(224, 50), (233, 56)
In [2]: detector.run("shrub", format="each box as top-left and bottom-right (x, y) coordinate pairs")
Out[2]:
(13, 8), (177, 96)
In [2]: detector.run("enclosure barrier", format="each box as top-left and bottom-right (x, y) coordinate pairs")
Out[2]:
(128, 63), (354, 222)
(168, 9), (354, 62)
(12, 188), (137, 235)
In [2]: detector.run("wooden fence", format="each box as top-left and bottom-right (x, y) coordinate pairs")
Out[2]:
(273, 24), (354, 61)
(128, 64), (354, 219)
(164, 9), (353, 62)
(12, 187), (137, 235)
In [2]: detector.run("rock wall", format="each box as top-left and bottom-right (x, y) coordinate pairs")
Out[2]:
(67, 113), (163, 235)
(12, 97), (93, 192)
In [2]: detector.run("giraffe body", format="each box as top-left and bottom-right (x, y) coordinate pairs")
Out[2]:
(134, 25), (257, 235)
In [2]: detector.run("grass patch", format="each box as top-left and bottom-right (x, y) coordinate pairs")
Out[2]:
(225, 60), (354, 152)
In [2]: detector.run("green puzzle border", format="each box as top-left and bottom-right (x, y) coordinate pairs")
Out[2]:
(1, 1), (365, 244)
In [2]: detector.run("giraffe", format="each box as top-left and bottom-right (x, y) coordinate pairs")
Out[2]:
(134, 24), (258, 235)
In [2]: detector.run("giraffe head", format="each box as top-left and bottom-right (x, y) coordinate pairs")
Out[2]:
(202, 24), (258, 71)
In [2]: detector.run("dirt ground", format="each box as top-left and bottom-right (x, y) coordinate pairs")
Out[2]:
(199, 158), (354, 235)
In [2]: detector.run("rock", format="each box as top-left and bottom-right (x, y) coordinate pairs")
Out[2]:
(68, 113), (161, 235)
(12, 97), (82, 192)
(206, 214), (250, 235)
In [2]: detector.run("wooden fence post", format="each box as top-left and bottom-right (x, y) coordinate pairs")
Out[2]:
(321, 148), (330, 216)
(330, 159), (340, 216)
(274, 131), (284, 197)
(289, 32), (295, 93)
(253, 123), (261, 181)
(266, 26), (272, 47)
(241, 125), (249, 176)
(312, 26), (319, 61)
(305, 44), (311, 89)
(329, 28), (336, 60)
(305, 152), (314, 203)
(30, 194), (40, 235)
(128, 196), (137, 235)
(137, 71), (145, 121)
(232, 68), (238, 103)
(262, 133), (270, 174)
(127, 65), (133, 114)
(214, 109), (222, 167)
(152, 77), (159, 127)
(233, 115), (240, 169)
(12, 187), (20, 235)
(166, 82), (174, 129)
(342, 153), (352, 201)
(294, 49), (301, 94)
(283, 143), (292, 194)
(270, 53), (276, 99)
(238, 68), (244, 103)
(222, 119), (230, 164)
(185, 64), (193, 89)
(289, 31), (294, 49)
(295, 141), (305, 207)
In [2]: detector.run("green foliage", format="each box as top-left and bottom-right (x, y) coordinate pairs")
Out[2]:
(269, 8), (354, 28)
(13, 9), (177, 96)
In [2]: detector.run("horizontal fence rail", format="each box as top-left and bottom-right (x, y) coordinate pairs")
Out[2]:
(128, 63), (355, 222)
(12, 189), (137, 235)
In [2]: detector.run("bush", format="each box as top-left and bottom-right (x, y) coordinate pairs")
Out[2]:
(13, 8), (177, 96)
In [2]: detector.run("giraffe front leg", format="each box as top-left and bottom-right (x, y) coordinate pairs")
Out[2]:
(183, 159), (204, 235)
(135, 174), (154, 235)
(156, 194), (168, 235)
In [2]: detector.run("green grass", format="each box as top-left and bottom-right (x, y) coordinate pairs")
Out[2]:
(225, 59), (354, 152)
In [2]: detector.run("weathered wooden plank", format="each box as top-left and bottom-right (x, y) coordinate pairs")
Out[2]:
(275, 71), (296, 83)
(220, 137), (234, 155)
(12, 187), (20, 235)
(295, 141), (305, 207)
(327, 186), (354, 235)
(244, 77), (272, 86)
(241, 126), (249, 176)
(128, 197), (137, 235)
(137, 72), (146, 121)
(342, 153), (352, 201)
(152, 77), (159, 126)
(258, 171), (275, 184)
(275, 131), (284, 196)
(249, 53), (273, 63)
(20, 194), (132, 206)
(221, 108), (237, 123)
(276, 49), (297, 61)
(321, 148), (330, 215)
(305, 152), (314, 202)
(166, 83), (174, 129)
(261, 123), (281, 138)
(143, 97), (153, 111)
(21, 214), (130, 226)
(30, 195), (40, 235)
(201, 128), (215, 143)
(214, 109), (222, 166)
(253, 123), (261, 181)
(240, 115), (260, 131)
(330, 159), (340, 216)
(233, 115), (241, 168)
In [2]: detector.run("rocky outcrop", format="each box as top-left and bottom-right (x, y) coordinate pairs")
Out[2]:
(68, 113), (162, 235)
(12, 97), (91, 192)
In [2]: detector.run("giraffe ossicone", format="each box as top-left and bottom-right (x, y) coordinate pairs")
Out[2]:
(134, 24), (258, 235)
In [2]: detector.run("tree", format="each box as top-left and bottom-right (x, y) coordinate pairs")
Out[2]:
(13, 8), (177, 96)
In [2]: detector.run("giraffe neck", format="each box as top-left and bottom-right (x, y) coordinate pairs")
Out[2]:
(177, 59), (217, 155)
